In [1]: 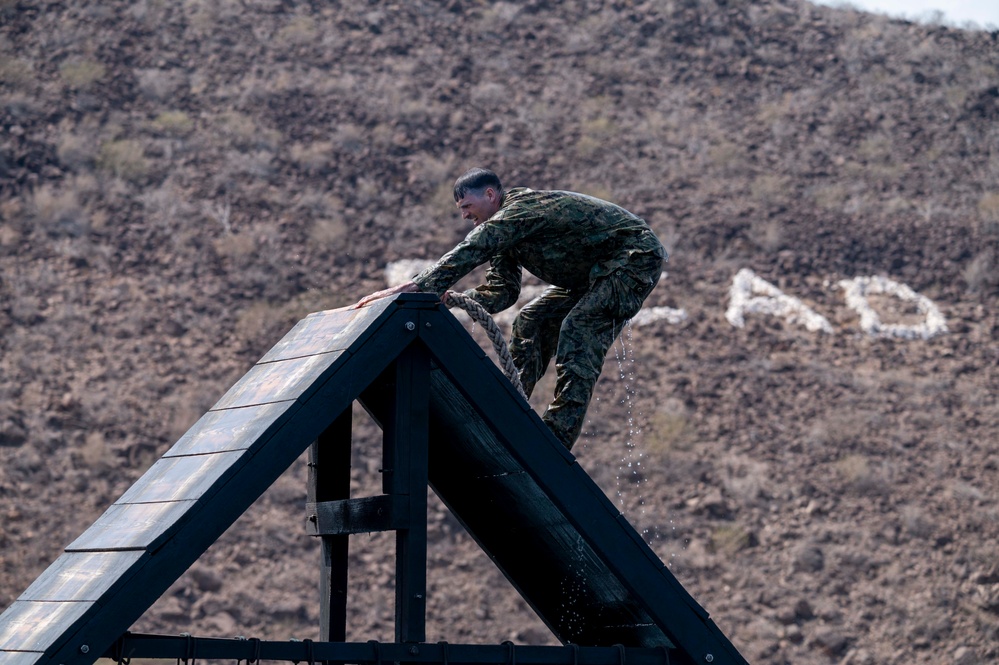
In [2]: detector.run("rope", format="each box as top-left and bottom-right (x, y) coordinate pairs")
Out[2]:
(443, 290), (528, 401)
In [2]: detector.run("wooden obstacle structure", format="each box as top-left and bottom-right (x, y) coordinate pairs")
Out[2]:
(0, 294), (749, 665)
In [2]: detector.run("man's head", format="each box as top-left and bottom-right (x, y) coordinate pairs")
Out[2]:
(453, 168), (503, 226)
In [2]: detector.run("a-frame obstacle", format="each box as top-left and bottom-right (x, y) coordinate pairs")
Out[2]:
(0, 294), (749, 665)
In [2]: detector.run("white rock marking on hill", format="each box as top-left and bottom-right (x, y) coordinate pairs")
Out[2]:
(631, 305), (688, 327)
(385, 259), (433, 288)
(725, 268), (833, 333)
(838, 275), (948, 340)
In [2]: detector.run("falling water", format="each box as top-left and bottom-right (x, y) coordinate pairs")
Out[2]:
(558, 535), (590, 639)
(611, 320), (686, 577)
(612, 321), (645, 509)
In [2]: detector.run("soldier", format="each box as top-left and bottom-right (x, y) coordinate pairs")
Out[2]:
(356, 168), (666, 449)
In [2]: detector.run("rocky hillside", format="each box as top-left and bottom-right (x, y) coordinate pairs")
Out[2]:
(1, 1), (997, 664)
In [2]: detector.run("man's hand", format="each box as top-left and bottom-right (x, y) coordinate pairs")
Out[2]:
(354, 281), (420, 308)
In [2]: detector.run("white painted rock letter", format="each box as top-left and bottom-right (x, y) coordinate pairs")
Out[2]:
(838, 275), (948, 340)
(725, 268), (833, 333)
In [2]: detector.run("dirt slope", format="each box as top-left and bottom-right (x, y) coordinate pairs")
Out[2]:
(1, 1), (997, 663)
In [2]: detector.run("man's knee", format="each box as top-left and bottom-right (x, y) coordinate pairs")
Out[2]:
(555, 328), (608, 382)
(511, 310), (536, 340)
(542, 402), (587, 450)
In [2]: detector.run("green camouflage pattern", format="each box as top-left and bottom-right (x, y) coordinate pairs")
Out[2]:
(413, 187), (666, 449)
(413, 188), (665, 310)
(514, 251), (663, 448)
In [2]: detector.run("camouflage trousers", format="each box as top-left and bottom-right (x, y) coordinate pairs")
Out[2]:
(510, 252), (663, 449)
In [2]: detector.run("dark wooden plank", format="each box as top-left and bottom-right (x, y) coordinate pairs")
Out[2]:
(429, 456), (646, 646)
(0, 601), (91, 653)
(215, 298), (435, 412)
(65, 501), (196, 553)
(386, 345), (431, 644)
(612, 513), (704, 616)
(260, 299), (396, 362)
(115, 451), (245, 505)
(309, 410), (352, 643)
(103, 635), (679, 665)
(417, 311), (569, 463)
(17, 552), (145, 602)
(211, 351), (347, 410)
(0, 650), (44, 665)
(423, 373), (525, 475)
(429, 468), (565, 533)
(165, 401), (298, 457)
(306, 495), (408, 536)
(419, 306), (533, 412)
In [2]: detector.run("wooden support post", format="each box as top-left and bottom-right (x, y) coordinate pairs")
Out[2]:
(382, 344), (430, 644)
(309, 408), (352, 642)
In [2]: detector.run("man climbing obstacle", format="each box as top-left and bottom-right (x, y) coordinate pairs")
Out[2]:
(356, 168), (667, 450)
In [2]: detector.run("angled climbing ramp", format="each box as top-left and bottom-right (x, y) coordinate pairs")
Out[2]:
(0, 294), (749, 665)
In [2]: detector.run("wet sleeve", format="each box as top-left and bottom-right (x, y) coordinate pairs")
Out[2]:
(412, 217), (531, 297)
(465, 253), (522, 314)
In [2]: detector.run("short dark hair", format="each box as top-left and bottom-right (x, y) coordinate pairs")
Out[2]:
(453, 168), (503, 201)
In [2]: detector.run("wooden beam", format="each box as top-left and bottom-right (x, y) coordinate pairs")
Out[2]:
(383, 343), (430, 644)
(306, 495), (410, 536)
(309, 409), (352, 642)
(105, 634), (680, 665)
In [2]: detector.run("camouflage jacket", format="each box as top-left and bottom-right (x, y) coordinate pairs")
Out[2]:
(413, 187), (666, 313)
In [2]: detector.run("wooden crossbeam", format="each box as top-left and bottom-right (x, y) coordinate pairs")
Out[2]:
(306, 495), (410, 536)
(104, 634), (676, 665)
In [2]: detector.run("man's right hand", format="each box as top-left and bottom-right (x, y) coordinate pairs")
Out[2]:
(353, 281), (420, 309)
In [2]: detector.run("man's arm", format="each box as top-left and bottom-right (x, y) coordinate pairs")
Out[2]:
(357, 202), (531, 310)
(353, 281), (420, 308)
(465, 253), (522, 314)
(413, 209), (534, 298)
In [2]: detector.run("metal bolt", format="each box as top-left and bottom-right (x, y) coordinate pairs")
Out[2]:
(415, 593), (423, 599)
(704, 655), (714, 663)
(409, 646), (420, 655)
(425, 322), (432, 328)
(79, 645), (90, 654)
(405, 321), (416, 331)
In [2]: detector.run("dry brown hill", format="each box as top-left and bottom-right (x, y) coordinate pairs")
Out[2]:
(1, 1), (997, 663)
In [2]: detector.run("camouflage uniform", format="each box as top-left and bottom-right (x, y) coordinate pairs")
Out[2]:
(414, 188), (666, 449)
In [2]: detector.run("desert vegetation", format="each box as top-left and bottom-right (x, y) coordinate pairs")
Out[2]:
(1, 1), (997, 664)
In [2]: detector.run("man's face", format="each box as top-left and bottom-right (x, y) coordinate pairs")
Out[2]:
(455, 187), (501, 226)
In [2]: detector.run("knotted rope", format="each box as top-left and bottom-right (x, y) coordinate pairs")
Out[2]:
(443, 290), (528, 401)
